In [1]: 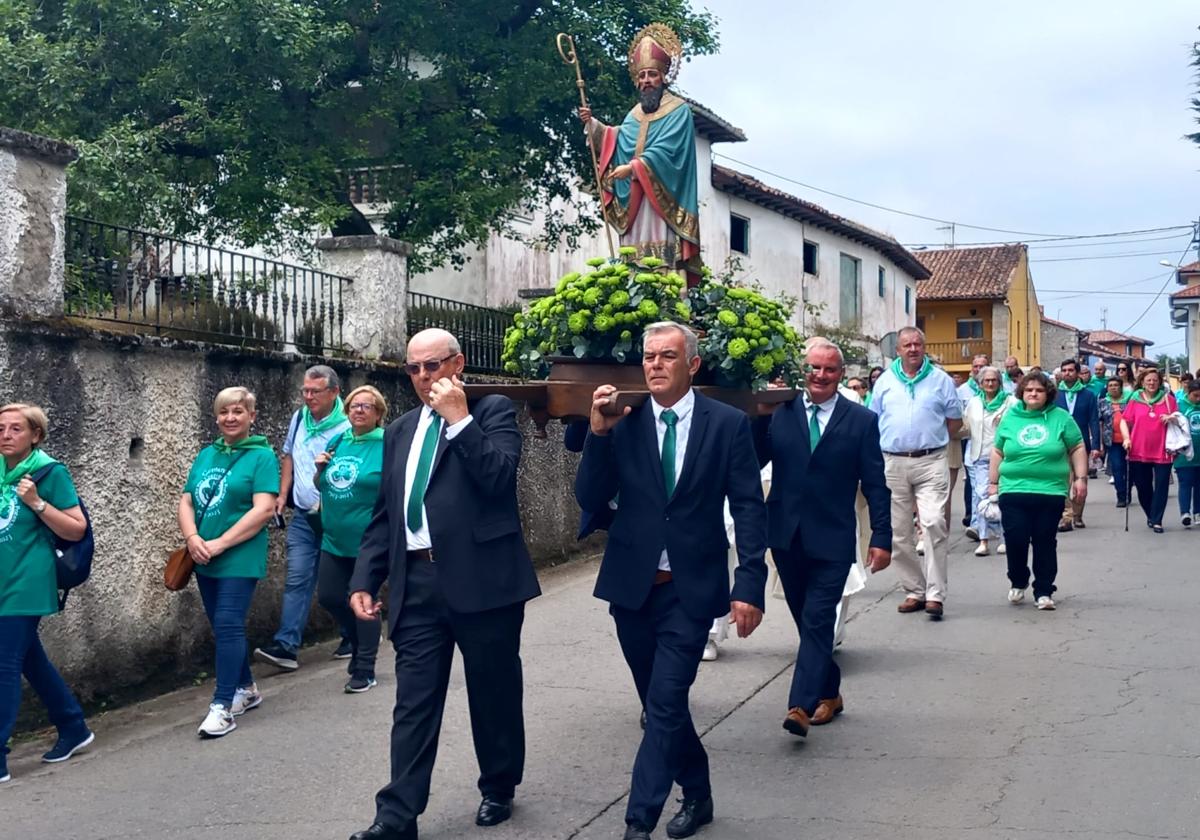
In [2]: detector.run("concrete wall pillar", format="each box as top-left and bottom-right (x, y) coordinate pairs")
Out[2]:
(0, 127), (78, 318)
(316, 235), (410, 360)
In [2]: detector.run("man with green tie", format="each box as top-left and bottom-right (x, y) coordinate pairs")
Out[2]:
(348, 328), (541, 840)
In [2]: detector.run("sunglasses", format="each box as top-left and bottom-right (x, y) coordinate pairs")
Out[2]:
(403, 353), (456, 376)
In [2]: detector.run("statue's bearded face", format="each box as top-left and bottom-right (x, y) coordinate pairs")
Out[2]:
(636, 67), (666, 112)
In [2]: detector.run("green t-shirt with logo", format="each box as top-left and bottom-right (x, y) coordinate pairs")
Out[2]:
(994, 404), (1083, 497)
(319, 429), (384, 558)
(1174, 398), (1200, 468)
(0, 459), (79, 616)
(184, 438), (280, 579)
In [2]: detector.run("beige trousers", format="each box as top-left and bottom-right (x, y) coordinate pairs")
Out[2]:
(885, 450), (951, 603)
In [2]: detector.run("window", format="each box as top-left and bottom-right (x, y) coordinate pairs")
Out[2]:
(956, 318), (984, 339)
(916, 315), (926, 332)
(904, 286), (911, 314)
(878, 266), (886, 297)
(803, 240), (819, 275)
(839, 253), (861, 328)
(730, 214), (749, 255)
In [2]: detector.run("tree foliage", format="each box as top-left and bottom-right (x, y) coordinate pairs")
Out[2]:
(1191, 38), (1200, 148)
(0, 1), (718, 270)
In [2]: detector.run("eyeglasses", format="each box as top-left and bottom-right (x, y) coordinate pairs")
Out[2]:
(300, 386), (332, 397)
(1117, 366), (1128, 372)
(348, 402), (377, 412)
(403, 354), (456, 376)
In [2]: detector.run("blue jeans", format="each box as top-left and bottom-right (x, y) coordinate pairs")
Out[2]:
(968, 457), (996, 540)
(1107, 444), (1128, 505)
(196, 575), (257, 708)
(274, 512), (322, 653)
(1178, 466), (1200, 516)
(0, 616), (87, 757)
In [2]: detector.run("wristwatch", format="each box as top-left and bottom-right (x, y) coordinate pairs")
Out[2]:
(33, 500), (47, 514)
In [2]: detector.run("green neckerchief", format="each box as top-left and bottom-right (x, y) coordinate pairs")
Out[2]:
(1002, 372), (1014, 386)
(1010, 401), (1051, 420)
(1061, 379), (1085, 394)
(0, 448), (55, 486)
(346, 427), (385, 444)
(967, 378), (983, 397)
(213, 434), (273, 454)
(303, 398), (347, 436)
(1131, 388), (1168, 407)
(982, 390), (1008, 413)
(891, 356), (933, 397)
(1105, 393), (1130, 408)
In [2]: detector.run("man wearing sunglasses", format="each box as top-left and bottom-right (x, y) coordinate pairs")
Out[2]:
(348, 329), (540, 840)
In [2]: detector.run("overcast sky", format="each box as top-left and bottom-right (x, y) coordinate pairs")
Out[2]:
(675, 1), (1199, 357)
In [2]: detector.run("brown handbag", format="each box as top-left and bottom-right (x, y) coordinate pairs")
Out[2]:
(165, 451), (247, 591)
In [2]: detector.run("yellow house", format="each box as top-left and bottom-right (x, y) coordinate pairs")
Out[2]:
(914, 244), (1041, 373)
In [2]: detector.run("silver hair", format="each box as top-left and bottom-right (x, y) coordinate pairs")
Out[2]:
(977, 365), (1002, 384)
(897, 325), (926, 343)
(805, 338), (845, 368)
(304, 364), (340, 391)
(643, 321), (699, 360)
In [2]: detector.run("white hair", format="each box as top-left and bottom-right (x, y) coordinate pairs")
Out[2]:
(643, 321), (699, 360)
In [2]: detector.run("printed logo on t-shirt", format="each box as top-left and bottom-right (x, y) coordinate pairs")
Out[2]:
(325, 456), (361, 499)
(0, 486), (18, 541)
(1017, 423), (1049, 448)
(194, 468), (229, 512)
(1190, 413), (1200, 433)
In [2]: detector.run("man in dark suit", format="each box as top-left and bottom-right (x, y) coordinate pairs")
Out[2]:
(1054, 357), (1101, 531)
(754, 340), (891, 737)
(348, 328), (541, 840)
(576, 321), (767, 840)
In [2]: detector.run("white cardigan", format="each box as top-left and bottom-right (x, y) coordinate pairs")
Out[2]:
(962, 393), (1018, 463)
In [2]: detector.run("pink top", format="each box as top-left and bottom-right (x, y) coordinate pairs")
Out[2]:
(1123, 393), (1178, 464)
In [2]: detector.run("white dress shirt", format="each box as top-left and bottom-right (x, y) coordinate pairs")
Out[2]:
(403, 405), (473, 550)
(650, 389), (695, 572)
(802, 391), (839, 438)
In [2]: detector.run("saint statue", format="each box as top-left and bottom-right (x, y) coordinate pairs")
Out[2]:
(578, 24), (701, 284)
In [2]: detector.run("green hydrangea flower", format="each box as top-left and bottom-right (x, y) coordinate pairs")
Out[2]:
(638, 299), (660, 318)
(753, 354), (775, 375)
(505, 361), (520, 374)
(635, 272), (658, 284)
(608, 290), (631, 308)
(582, 288), (602, 306)
(771, 349), (787, 363)
(717, 310), (739, 327)
(674, 302), (691, 320)
(641, 257), (664, 268)
(585, 257), (605, 267)
(620, 330), (633, 341)
(727, 288), (748, 300)
(744, 312), (763, 329)
(728, 337), (751, 359)
(568, 312), (588, 334)
(594, 314), (616, 332)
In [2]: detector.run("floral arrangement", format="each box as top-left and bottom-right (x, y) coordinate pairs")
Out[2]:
(501, 251), (804, 390)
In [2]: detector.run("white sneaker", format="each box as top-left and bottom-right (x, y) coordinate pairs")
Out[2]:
(1036, 596), (1056, 611)
(1108, 477), (1115, 485)
(701, 640), (719, 662)
(231, 684), (262, 717)
(197, 704), (236, 739)
(974, 543), (990, 557)
(1007, 588), (1026, 604)
(997, 543), (1007, 555)
(917, 543), (925, 556)
(1182, 514), (1193, 529)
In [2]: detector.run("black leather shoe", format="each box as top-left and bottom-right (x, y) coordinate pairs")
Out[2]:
(666, 795), (714, 839)
(349, 823), (415, 840)
(475, 795), (514, 827)
(623, 825), (652, 840)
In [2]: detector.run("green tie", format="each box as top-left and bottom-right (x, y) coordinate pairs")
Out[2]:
(661, 408), (678, 497)
(809, 403), (821, 451)
(407, 413), (442, 530)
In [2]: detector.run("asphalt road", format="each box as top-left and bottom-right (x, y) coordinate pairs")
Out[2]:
(3, 480), (1198, 839)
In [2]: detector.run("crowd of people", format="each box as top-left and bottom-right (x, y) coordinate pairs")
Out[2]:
(2, 325), (1198, 840)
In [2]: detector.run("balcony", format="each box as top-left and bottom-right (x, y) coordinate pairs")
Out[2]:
(926, 339), (991, 364)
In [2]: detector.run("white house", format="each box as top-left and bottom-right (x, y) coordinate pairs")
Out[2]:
(1169, 260), (1200, 374)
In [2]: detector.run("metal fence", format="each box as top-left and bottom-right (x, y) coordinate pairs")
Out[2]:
(406, 292), (512, 375)
(64, 216), (352, 354)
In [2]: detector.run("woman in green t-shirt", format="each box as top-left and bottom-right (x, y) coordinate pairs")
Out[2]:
(315, 385), (386, 694)
(989, 372), (1088, 612)
(1174, 380), (1200, 526)
(177, 387), (279, 739)
(0, 403), (93, 783)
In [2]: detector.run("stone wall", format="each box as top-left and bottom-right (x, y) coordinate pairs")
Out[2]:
(1, 317), (584, 701)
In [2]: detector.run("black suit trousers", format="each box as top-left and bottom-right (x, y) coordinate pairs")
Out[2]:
(773, 540), (853, 713)
(374, 555), (526, 831)
(611, 581), (712, 830)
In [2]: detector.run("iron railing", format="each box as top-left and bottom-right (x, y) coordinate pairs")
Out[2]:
(406, 292), (512, 375)
(63, 216), (352, 354)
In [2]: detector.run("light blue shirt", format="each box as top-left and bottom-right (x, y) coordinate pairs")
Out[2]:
(869, 365), (962, 453)
(650, 389), (695, 572)
(284, 410), (351, 511)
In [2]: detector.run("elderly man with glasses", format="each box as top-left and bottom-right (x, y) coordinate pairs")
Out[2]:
(255, 365), (352, 672)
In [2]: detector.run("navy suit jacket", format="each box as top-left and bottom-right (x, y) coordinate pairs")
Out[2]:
(753, 396), (891, 561)
(1054, 387), (1101, 452)
(564, 418), (614, 539)
(351, 395), (541, 632)
(575, 390), (768, 621)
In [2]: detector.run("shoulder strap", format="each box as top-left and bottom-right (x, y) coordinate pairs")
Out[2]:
(28, 463), (59, 484)
(285, 409), (302, 451)
(194, 449), (251, 528)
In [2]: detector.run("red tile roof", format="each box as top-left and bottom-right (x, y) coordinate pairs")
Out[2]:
(1086, 329), (1153, 347)
(1171, 283), (1200, 300)
(1178, 260), (1200, 273)
(710, 165), (931, 279)
(913, 244), (1026, 301)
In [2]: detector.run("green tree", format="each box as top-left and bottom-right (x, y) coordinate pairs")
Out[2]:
(1155, 352), (1190, 374)
(0, 1), (717, 270)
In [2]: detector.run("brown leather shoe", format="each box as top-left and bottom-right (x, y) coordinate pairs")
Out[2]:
(782, 707), (810, 737)
(897, 597), (924, 613)
(811, 695), (844, 726)
(925, 601), (943, 620)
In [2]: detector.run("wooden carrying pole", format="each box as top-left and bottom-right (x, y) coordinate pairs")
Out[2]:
(557, 32), (616, 258)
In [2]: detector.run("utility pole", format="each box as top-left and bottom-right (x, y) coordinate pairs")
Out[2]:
(936, 224), (956, 248)
(1100, 307), (1108, 329)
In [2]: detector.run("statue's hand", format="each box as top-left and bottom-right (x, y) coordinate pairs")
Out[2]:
(610, 163), (634, 181)
(578, 106), (592, 125)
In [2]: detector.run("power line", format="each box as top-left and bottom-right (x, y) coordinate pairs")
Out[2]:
(1025, 232), (1194, 250)
(1030, 249), (1188, 264)
(713, 151), (1193, 239)
(1031, 267), (1179, 302)
(903, 227), (1194, 248)
(1120, 242), (1197, 336)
